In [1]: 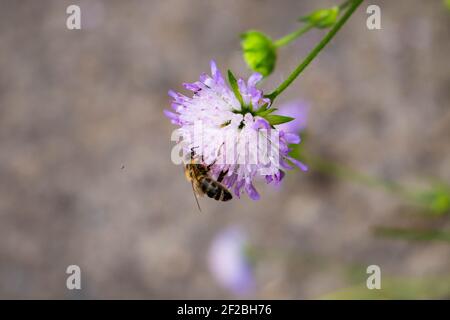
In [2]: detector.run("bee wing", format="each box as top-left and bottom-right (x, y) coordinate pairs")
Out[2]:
(191, 181), (202, 212)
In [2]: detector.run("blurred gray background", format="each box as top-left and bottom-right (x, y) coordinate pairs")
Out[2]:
(0, 0), (449, 299)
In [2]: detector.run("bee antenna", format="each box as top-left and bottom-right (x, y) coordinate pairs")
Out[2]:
(191, 181), (202, 212)
(190, 146), (200, 159)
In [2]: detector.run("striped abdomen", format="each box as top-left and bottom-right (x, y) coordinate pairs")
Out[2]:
(200, 177), (232, 201)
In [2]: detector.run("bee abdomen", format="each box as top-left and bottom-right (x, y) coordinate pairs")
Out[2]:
(200, 178), (218, 197)
(201, 178), (233, 202)
(221, 189), (233, 201)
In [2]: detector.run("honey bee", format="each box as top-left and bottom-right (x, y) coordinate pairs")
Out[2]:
(184, 147), (232, 211)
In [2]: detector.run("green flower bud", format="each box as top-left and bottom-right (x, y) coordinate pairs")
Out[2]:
(240, 31), (277, 77)
(417, 184), (450, 216)
(299, 6), (340, 29)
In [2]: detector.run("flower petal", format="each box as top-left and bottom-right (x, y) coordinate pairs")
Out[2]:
(183, 82), (201, 92)
(284, 132), (301, 144)
(275, 170), (285, 183)
(245, 182), (260, 200)
(280, 157), (293, 170)
(210, 60), (225, 85)
(252, 117), (270, 130)
(163, 109), (178, 120)
(234, 179), (245, 198)
(286, 156), (308, 171)
(163, 110), (181, 125)
(248, 73), (263, 88)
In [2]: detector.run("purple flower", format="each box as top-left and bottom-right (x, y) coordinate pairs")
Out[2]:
(276, 100), (309, 133)
(165, 61), (307, 200)
(208, 227), (254, 296)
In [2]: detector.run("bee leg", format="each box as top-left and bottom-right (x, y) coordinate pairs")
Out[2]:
(217, 170), (228, 183)
(207, 159), (217, 170)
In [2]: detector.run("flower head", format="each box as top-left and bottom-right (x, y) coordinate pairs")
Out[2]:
(165, 61), (307, 200)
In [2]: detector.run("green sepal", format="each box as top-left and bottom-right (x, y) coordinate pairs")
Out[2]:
(227, 70), (245, 108)
(264, 114), (295, 126)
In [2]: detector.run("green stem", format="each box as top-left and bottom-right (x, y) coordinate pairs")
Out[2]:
(303, 152), (415, 200)
(274, 0), (353, 48)
(339, 0), (353, 10)
(299, 150), (450, 215)
(266, 0), (364, 102)
(374, 227), (450, 243)
(274, 24), (314, 47)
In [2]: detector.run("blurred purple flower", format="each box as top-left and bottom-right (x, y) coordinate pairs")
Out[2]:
(276, 100), (309, 133)
(208, 227), (254, 296)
